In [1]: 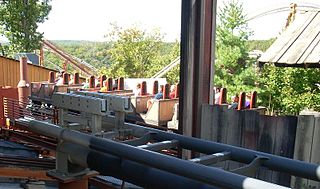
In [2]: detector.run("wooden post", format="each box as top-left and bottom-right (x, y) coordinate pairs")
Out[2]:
(39, 45), (44, 66)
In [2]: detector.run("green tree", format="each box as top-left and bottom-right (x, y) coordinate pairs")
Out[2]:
(163, 41), (180, 84)
(215, 0), (258, 98)
(101, 24), (180, 83)
(260, 65), (320, 115)
(0, 0), (51, 55)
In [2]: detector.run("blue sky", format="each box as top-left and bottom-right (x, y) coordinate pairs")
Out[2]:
(1, 0), (320, 42)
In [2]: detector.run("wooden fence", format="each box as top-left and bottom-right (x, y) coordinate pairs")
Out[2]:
(292, 113), (320, 189)
(201, 104), (319, 187)
(0, 56), (57, 87)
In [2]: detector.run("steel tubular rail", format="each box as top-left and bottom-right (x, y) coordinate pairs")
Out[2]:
(25, 119), (290, 189)
(59, 142), (216, 189)
(124, 122), (320, 182)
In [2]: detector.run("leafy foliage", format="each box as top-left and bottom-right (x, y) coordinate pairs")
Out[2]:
(216, 0), (320, 115)
(247, 38), (276, 52)
(44, 40), (111, 73)
(215, 0), (258, 98)
(0, 0), (51, 55)
(100, 24), (179, 83)
(259, 65), (320, 115)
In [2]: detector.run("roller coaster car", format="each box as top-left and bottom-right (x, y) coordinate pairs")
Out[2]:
(129, 96), (179, 127)
(130, 95), (154, 114)
(99, 89), (133, 96)
(142, 98), (179, 126)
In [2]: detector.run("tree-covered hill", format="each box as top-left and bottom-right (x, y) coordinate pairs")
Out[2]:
(43, 40), (111, 71)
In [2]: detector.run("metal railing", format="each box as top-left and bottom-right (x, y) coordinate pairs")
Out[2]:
(3, 98), (58, 125)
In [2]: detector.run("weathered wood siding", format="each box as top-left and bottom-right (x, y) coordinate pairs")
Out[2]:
(201, 104), (298, 186)
(292, 114), (320, 189)
(0, 56), (57, 87)
(259, 11), (320, 67)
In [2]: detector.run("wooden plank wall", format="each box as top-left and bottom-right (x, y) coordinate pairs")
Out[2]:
(0, 56), (57, 87)
(292, 114), (320, 189)
(201, 104), (298, 186)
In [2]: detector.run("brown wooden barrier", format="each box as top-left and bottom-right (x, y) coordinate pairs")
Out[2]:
(201, 104), (298, 187)
(292, 113), (320, 189)
(0, 56), (58, 87)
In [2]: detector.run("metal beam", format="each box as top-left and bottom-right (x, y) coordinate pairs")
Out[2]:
(24, 120), (292, 189)
(138, 140), (179, 152)
(190, 152), (231, 165)
(179, 0), (217, 142)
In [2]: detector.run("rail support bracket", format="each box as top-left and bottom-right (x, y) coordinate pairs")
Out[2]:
(231, 155), (269, 177)
(47, 140), (98, 187)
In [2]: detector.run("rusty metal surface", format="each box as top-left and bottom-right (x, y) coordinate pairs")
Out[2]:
(0, 155), (54, 169)
(3, 98), (57, 123)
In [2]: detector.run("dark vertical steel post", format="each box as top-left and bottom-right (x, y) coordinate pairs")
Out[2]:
(179, 0), (216, 141)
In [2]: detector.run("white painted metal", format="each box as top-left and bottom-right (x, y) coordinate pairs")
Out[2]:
(242, 178), (291, 189)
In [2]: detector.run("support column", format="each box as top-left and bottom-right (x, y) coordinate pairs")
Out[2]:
(17, 57), (30, 104)
(179, 0), (217, 149)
